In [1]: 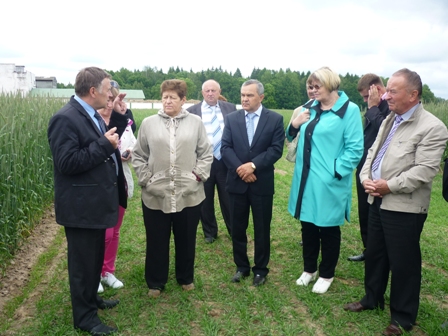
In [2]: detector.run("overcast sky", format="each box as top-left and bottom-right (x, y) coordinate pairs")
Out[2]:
(2, 0), (448, 98)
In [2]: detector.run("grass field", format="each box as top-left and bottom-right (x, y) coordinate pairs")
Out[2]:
(1, 108), (448, 335)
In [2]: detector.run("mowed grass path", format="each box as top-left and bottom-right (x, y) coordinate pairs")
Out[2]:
(1, 109), (448, 335)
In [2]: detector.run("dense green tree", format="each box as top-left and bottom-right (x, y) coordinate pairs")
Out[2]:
(422, 84), (436, 103)
(59, 66), (442, 108)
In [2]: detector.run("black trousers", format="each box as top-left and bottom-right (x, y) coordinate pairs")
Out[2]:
(301, 221), (341, 279)
(361, 198), (426, 329)
(201, 158), (231, 238)
(356, 167), (369, 250)
(229, 192), (272, 276)
(65, 227), (107, 330)
(142, 202), (201, 290)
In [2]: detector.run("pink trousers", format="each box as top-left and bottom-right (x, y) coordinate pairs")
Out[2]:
(102, 205), (125, 276)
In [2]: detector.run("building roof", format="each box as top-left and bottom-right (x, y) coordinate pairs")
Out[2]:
(30, 88), (146, 100)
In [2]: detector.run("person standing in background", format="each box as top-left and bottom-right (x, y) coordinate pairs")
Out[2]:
(287, 67), (363, 294)
(344, 68), (448, 335)
(221, 79), (284, 287)
(48, 67), (128, 335)
(187, 79), (236, 243)
(347, 74), (390, 262)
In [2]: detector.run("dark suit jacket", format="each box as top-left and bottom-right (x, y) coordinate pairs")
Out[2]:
(357, 99), (390, 170)
(221, 106), (285, 195)
(48, 96), (128, 229)
(443, 158), (448, 202)
(187, 100), (236, 120)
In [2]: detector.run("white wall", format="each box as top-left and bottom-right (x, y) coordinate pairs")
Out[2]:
(0, 63), (35, 95)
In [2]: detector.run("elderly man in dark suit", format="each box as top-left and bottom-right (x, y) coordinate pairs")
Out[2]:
(343, 69), (448, 335)
(221, 79), (284, 286)
(187, 80), (236, 243)
(348, 74), (391, 262)
(48, 67), (128, 336)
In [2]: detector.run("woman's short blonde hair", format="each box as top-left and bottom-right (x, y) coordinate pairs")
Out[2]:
(307, 67), (340, 92)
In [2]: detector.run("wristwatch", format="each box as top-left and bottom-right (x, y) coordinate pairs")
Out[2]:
(251, 162), (256, 170)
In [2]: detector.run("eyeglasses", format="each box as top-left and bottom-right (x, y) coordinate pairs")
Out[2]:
(308, 84), (323, 91)
(110, 80), (119, 89)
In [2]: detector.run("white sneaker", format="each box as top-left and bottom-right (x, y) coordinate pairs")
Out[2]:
(101, 272), (124, 289)
(312, 277), (334, 294)
(98, 282), (104, 293)
(296, 271), (317, 286)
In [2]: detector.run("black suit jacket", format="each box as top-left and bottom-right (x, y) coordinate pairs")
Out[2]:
(48, 96), (128, 229)
(187, 100), (236, 120)
(358, 99), (391, 170)
(221, 107), (285, 195)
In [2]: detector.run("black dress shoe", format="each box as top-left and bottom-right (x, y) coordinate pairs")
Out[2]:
(343, 301), (366, 312)
(98, 299), (120, 310)
(87, 323), (118, 335)
(382, 324), (407, 335)
(204, 237), (216, 244)
(347, 253), (365, 262)
(231, 271), (250, 283)
(253, 274), (266, 286)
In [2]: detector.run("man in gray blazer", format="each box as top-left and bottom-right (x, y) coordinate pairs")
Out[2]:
(187, 80), (236, 243)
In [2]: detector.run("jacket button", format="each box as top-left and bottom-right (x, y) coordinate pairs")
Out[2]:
(114, 182), (117, 186)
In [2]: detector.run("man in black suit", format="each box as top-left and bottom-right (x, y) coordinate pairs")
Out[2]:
(221, 79), (284, 286)
(48, 67), (128, 336)
(187, 80), (236, 243)
(347, 74), (390, 262)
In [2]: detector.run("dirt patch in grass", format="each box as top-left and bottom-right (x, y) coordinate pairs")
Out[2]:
(0, 206), (62, 318)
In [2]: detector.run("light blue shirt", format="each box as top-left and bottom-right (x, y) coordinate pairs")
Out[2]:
(245, 104), (263, 133)
(74, 95), (102, 132)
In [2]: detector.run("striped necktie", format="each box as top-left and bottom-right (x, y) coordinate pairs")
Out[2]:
(247, 113), (257, 146)
(94, 111), (107, 134)
(209, 106), (222, 160)
(372, 115), (403, 172)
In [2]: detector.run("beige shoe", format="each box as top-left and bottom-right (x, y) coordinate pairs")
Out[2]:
(295, 272), (317, 286)
(181, 283), (195, 291)
(312, 277), (334, 294)
(148, 289), (161, 298)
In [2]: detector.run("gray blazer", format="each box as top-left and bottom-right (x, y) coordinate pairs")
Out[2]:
(187, 100), (237, 121)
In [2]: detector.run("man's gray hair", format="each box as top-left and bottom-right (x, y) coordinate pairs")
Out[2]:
(392, 68), (422, 98)
(202, 79), (221, 90)
(242, 79), (264, 95)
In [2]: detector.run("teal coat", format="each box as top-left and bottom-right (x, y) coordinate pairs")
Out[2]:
(287, 91), (363, 227)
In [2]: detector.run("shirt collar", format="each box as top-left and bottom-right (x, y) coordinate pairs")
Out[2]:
(74, 95), (96, 116)
(202, 100), (220, 109)
(245, 104), (263, 117)
(399, 102), (420, 122)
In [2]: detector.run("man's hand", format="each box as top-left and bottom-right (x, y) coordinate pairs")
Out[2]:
(367, 84), (381, 109)
(113, 93), (127, 114)
(105, 127), (119, 149)
(362, 178), (390, 197)
(242, 173), (257, 183)
(291, 109), (310, 128)
(121, 149), (131, 161)
(236, 162), (255, 180)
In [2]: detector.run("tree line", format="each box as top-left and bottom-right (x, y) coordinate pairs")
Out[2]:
(58, 66), (443, 110)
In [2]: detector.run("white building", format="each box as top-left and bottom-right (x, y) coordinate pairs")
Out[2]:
(0, 63), (35, 95)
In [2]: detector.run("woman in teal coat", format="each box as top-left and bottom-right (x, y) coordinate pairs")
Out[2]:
(287, 67), (363, 294)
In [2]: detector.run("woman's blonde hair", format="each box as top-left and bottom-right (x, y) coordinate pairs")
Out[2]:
(307, 66), (340, 92)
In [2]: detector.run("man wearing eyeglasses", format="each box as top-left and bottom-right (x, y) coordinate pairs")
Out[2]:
(48, 67), (128, 335)
(343, 69), (448, 335)
(187, 80), (236, 243)
(347, 74), (390, 262)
